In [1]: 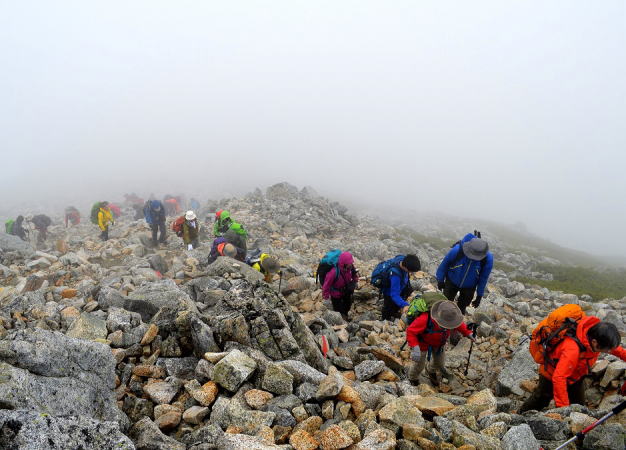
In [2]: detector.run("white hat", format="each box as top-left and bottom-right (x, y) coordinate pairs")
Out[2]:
(185, 211), (196, 221)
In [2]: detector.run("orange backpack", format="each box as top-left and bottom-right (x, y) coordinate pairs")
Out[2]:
(529, 304), (585, 367)
(172, 216), (185, 236)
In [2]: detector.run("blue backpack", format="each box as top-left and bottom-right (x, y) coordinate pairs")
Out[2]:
(316, 249), (342, 285)
(370, 255), (405, 291)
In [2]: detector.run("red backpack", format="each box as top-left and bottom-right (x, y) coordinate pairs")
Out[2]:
(172, 216), (185, 236)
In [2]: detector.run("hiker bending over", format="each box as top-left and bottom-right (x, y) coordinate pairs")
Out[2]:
(65, 207), (80, 227)
(247, 251), (281, 283)
(7, 216), (29, 241)
(436, 233), (493, 314)
(322, 251), (359, 320)
(520, 311), (626, 412)
(97, 202), (114, 241)
(182, 211), (199, 250)
(31, 214), (51, 245)
(144, 200), (167, 246)
(406, 300), (474, 386)
(381, 254), (421, 321)
(207, 238), (245, 264)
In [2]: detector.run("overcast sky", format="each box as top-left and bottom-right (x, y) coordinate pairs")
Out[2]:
(1, 1), (624, 257)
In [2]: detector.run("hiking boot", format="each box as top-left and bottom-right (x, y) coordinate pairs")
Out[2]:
(440, 368), (455, 380)
(428, 371), (440, 387)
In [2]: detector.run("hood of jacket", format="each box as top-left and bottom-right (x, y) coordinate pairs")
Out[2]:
(338, 252), (354, 268)
(576, 315), (600, 351)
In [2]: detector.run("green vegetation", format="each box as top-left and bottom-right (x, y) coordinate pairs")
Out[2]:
(515, 264), (626, 301)
(402, 229), (453, 250)
(494, 261), (516, 273)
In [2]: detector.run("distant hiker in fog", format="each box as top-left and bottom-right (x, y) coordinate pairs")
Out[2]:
(164, 195), (181, 216)
(436, 232), (493, 314)
(181, 210), (199, 250)
(97, 202), (114, 241)
(5, 215), (28, 241)
(144, 200), (167, 246)
(31, 214), (52, 244)
(189, 198), (200, 211)
(64, 206), (80, 227)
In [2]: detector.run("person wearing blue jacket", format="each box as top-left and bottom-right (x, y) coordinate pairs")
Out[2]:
(144, 200), (167, 246)
(436, 233), (493, 314)
(381, 254), (421, 321)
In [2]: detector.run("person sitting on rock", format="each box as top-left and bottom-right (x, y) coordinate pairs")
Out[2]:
(406, 300), (474, 386)
(322, 251), (359, 320)
(10, 215), (29, 241)
(182, 210), (200, 250)
(381, 254), (421, 321)
(207, 237), (245, 264)
(30, 214), (52, 245)
(98, 202), (114, 241)
(144, 200), (167, 246)
(436, 233), (493, 315)
(64, 206), (80, 227)
(520, 318), (626, 413)
(247, 251), (281, 283)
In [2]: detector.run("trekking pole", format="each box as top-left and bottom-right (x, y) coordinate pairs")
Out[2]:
(463, 323), (478, 376)
(278, 270), (283, 293)
(553, 398), (626, 450)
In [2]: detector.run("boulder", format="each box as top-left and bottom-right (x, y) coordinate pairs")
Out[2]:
(66, 312), (108, 341)
(212, 349), (257, 392)
(130, 417), (185, 450)
(496, 341), (537, 396)
(501, 424), (541, 450)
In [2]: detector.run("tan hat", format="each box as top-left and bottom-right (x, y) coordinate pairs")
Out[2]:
(222, 243), (237, 258)
(185, 210), (197, 221)
(261, 256), (280, 274)
(430, 300), (463, 329)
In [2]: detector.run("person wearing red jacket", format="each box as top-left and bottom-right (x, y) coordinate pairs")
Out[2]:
(520, 317), (626, 412)
(406, 300), (474, 385)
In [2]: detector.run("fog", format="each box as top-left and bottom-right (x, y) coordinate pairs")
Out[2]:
(1, 1), (624, 258)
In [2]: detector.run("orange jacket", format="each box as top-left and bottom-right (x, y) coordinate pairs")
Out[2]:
(540, 315), (626, 407)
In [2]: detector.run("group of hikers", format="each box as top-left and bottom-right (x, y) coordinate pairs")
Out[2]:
(4, 199), (624, 415)
(319, 231), (626, 414)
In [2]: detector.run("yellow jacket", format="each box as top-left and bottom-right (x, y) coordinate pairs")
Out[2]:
(98, 207), (113, 231)
(252, 253), (273, 282)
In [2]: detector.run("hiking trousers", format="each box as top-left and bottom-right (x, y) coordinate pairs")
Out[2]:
(408, 347), (445, 382)
(382, 295), (403, 321)
(100, 228), (109, 241)
(443, 279), (475, 314)
(151, 221), (166, 245)
(331, 291), (354, 316)
(519, 375), (585, 413)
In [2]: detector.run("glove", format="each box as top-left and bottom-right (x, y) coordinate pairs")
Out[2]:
(187, 244), (193, 251)
(471, 296), (482, 308)
(437, 280), (445, 291)
(410, 346), (421, 362)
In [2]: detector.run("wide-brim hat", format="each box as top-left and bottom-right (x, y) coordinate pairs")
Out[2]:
(462, 238), (489, 261)
(430, 300), (463, 329)
(222, 243), (237, 258)
(185, 211), (197, 221)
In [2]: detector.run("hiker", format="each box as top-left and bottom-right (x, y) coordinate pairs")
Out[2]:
(322, 251), (359, 319)
(247, 251), (281, 283)
(64, 206), (80, 227)
(144, 200), (167, 246)
(213, 210), (234, 236)
(189, 198), (200, 211)
(207, 238), (244, 264)
(164, 195), (181, 216)
(7, 215), (28, 241)
(436, 233), (493, 315)
(108, 203), (122, 219)
(520, 309), (626, 412)
(378, 254), (421, 321)
(406, 300), (474, 386)
(97, 202), (114, 241)
(223, 222), (248, 253)
(181, 210), (199, 250)
(31, 214), (52, 244)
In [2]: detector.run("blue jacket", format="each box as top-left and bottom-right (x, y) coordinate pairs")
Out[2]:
(382, 256), (411, 308)
(144, 200), (166, 225)
(436, 233), (493, 297)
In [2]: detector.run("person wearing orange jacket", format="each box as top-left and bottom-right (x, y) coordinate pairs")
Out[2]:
(406, 300), (474, 386)
(520, 317), (626, 412)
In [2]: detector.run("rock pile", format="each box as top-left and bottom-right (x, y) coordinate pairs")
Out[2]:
(0, 182), (624, 449)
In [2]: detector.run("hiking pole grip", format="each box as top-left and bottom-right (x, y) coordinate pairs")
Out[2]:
(613, 399), (626, 415)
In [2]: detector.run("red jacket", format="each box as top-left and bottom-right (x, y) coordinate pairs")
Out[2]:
(540, 315), (626, 407)
(406, 313), (472, 351)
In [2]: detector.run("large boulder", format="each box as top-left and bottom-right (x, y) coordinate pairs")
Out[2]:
(212, 349), (257, 392)
(501, 424), (541, 450)
(496, 341), (537, 396)
(0, 410), (134, 450)
(0, 233), (34, 258)
(0, 328), (121, 423)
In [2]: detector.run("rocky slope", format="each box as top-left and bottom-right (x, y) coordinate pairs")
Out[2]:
(0, 182), (624, 449)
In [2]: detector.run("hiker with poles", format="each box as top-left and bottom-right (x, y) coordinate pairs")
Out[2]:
(519, 304), (626, 413)
(436, 231), (493, 315)
(405, 299), (475, 386)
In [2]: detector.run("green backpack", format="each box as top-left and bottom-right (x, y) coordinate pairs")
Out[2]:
(406, 292), (447, 325)
(90, 202), (102, 225)
(5, 219), (15, 234)
(228, 222), (248, 237)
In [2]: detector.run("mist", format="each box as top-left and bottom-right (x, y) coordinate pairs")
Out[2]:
(1, 1), (624, 258)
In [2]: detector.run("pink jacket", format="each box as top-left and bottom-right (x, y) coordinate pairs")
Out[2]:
(322, 252), (359, 299)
